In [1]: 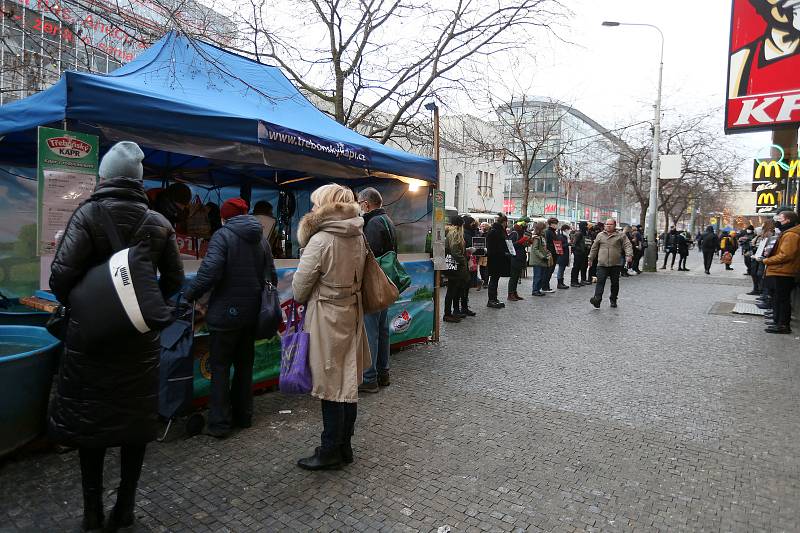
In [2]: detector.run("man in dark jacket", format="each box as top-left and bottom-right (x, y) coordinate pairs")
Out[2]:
(185, 197), (276, 438)
(570, 221), (589, 287)
(542, 217), (560, 292)
(661, 227), (679, 269)
(676, 231), (690, 271)
(507, 218), (530, 301)
(486, 213), (510, 308)
(700, 226), (720, 275)
(49, 141), (184, 531)
(357, 187), (397, 392)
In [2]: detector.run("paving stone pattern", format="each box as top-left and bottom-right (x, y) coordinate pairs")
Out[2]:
(1, 253), (799, 532)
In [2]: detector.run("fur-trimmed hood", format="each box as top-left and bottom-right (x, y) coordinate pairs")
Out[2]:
(297, 202), (363, 247)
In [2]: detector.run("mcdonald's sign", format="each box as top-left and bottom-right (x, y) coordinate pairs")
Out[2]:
(752, 158), (794, 192)
(754, 160), (781, 180)
(755, 190), (779, 213)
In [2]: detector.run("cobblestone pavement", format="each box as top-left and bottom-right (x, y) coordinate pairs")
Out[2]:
(2, 252), (799, 532)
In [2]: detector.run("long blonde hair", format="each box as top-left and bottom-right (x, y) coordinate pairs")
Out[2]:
(310, 183), (356, 207)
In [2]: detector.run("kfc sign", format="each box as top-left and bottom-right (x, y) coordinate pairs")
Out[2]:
(726, 0), (800, 132)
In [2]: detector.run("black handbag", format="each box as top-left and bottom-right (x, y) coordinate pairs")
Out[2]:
(46, 304), (69, 341)
(255, 238), (282, 340)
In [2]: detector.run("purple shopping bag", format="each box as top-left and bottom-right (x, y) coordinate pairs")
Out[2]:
(279, 304), (312, 394)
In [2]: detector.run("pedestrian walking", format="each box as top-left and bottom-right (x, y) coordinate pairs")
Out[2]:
(357, 187), (397, 392)
(507, 218), (531, 301)
(588, 219), (633, 308)
(529, 221), (550, 296)
(185, 197), (277, 438)
(570, 221), (589, 287)
(720, 231), (735, 270)
(486, 213), (511, 308)
(443, 216), (470, 322)
(292, 184), (371, 470)
(761, 210), (800, 334)
(700, 225), (719, 274)
(587, 223), (600, 282)
(48, 142), (185, 532)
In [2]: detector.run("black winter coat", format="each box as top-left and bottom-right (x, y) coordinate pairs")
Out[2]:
(185, 215), (277, 330)
(48, 177), (184, 448)
(701, 230), (720, 251)
(486, 222), (511, 277)
(363, 208), (397, 257)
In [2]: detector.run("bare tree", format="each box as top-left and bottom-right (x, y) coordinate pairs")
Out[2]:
(233, 0), (567, 143)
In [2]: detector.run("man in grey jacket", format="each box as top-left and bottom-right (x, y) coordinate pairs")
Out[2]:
(588, 219), (633, 308)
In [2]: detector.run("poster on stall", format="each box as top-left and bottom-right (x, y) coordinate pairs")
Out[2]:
(37, 127), (99, 255)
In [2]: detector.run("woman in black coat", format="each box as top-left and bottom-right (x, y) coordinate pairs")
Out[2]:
(486, 213), (510, 308)
(48, 142), (184, 532)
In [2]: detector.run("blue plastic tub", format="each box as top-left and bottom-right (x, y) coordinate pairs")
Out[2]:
(0, 299), (51, 327)
(0, 326), (60, 457)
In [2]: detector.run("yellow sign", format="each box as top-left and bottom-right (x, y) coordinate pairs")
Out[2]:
(755, 160), (782, 180)
(757, 191), (777, 206)
(710, 217), (718, 224)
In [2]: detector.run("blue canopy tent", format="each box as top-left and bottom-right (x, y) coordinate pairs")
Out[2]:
(0, 32), (436, 187)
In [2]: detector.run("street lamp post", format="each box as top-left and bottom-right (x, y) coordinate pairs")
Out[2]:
(603, 21), (664, 272)
(425, 101), (441, 342)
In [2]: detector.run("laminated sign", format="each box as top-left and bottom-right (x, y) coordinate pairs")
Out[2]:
(37, 127), (99, 255)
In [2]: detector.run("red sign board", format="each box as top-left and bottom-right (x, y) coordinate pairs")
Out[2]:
(503, 199), (515, 214)
(726, 0), (800, 132)
(583, 208), (590, 219)
(544, 203), (557, 214)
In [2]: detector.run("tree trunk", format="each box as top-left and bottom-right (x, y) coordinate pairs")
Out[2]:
(522, 175), (530, 217)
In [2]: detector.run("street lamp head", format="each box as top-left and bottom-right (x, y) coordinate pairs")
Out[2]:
(601, 21), (620, 26)
(424, 102), (438, 111)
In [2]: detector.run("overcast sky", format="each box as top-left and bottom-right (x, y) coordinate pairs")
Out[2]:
(505, 0), (770, 170)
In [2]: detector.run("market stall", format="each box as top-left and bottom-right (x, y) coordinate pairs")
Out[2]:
(0, 32), (437, 404)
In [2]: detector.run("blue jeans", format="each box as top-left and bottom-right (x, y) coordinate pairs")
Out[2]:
(556, 262), (567, 282)
(532, 265), (546, 293)
(363, 309), (389, 384)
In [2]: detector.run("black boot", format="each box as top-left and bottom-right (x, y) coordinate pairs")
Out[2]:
(104, 486), (136, 532)
(297, 446), (343, 470)
(341, 403), (357, 464)
(81, 488), (104, 532)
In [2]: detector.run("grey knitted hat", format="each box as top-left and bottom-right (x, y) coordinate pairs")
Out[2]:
(98, 141), (144, 181)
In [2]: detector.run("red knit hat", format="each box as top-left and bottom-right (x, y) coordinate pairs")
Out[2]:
(220, 198), (249, 220)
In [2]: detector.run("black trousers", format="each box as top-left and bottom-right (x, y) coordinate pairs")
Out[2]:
(543, 265), (555, 290)
(209, 327), (256, 433)
(631, 250), (643, 272)
(79, 445), (146, 510)
(594, 266), (621, 302)
(771, 276), (796, 327)
(444, 277), (464, 314)
(508, 264), (522, 295)
(321, 400), (357, 451)
(678, 253), (688, 270)
(488, 274), (500, 302)
(571, 254), (587, 284)
(662, 251), (677, 268)
(702, 250), (715, 272)
(459, 283), (471, 311)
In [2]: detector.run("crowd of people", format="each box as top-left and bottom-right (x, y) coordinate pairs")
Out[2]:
(442, 214), (640, 318)
(47, 143), (404, 531)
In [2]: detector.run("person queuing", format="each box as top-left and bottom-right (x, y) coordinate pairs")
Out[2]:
(357, 188), (397, 393)
(570, 221), (589, 287)
(542, 217), (560, 292)
(760, 210), (800, 334)
(588, 219), (633, 309)
(185, 197), (277, 439)
(629, 225), (644, 274)
(661, 227), (679, 270)
(748, 221), (775, 296)
(486, 213), (511, 308)
(739, 225), (756, 275)
(292, 184), (371, 470)
(556, 224), (572, 288)
(507, 218), (531, 301)
(49, 142), (185, 532)
(443, 215), (471, 322)
(460, 216), (479, 313)
(529, 221), (551, 297)
(478, 222), (490, 289)
(700, 225), (720, 275)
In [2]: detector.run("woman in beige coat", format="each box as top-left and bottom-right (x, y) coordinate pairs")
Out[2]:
(292, 183), (371, 470)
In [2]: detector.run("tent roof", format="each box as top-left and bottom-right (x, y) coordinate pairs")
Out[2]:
(0, 32), (436, 183)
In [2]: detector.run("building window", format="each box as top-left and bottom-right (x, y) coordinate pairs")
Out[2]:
(478, 171), (494, 198)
